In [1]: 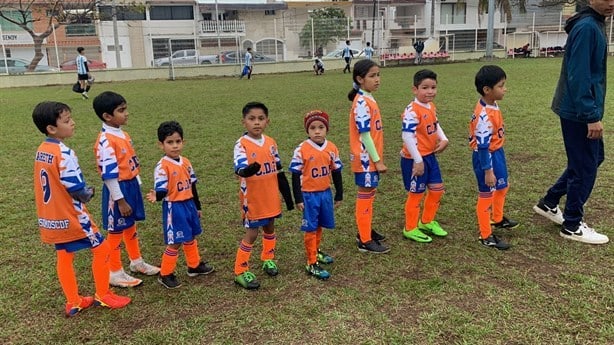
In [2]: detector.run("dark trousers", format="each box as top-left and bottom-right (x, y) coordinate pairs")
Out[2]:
(544, 117), (604, 226)
(343, 57), (351, 73)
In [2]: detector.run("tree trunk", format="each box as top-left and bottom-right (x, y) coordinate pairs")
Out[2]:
(29, 35), (46, 71)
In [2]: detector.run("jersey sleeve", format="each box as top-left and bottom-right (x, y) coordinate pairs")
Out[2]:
(95, 133), (119, 180)
(474, 110), (493, 151)
(233, 139), (248, 172)
(353, 97), (372, 133)
(401, 104), (419, 133)
(59, 145), (86, 193)
(153, 161), (168, 193)
(187, 161), (197, 184)
(330, 145), (343, 171)
(288, 145), (304, 174)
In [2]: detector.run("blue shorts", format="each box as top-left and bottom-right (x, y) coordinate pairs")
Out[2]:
(301, 190), (335, 232)
(55, 232), (104, 253)
(401, 154), (443, 193)
(243, 214), (281, 229)
(354, 171), (380, 188)
(472, 148), (509, 193)
(162, 199), (202, 245)
(102, 178), (145, 232)
(242, 66), (251, 75)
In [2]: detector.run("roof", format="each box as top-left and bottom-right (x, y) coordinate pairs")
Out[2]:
(198, 2), (288, 11)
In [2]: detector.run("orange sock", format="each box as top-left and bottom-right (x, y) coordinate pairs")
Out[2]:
(477, 192), (494, 239)
(106, 232), (123, 272)
(183, 240), (201, 268)
(492, 187), (509, 223)
(356, 190), (376, 243)
(304, 232), (317, 265)
(261, 232), (276, 261)
(421, 186), (444, 224)
(91, 242), (110, 297)
(315, 227), (323, 249)
(234, 240), (253, 275)
(404, 192), (424, 230)
(122, 225), (142, 261)
(56, 250), (79, 305)
(160, 246), (179, 276)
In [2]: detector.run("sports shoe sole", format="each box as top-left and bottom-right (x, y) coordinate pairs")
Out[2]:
(157, 277), (182, 289)
(533, 205), (564, 225)
(109, 279), (143, 288)
(403, 231), (433, 243)
(357, 247), (390, 254)
(186, 267), (215, 277)
(559, 232), (609, 245)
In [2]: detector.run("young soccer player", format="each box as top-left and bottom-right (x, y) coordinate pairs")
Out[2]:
(93, 91), (160, 287)
(146, 121), (214, 289)
(348, 59), (389, 254)
(233, 101), (294, 290)
(313, 58), (325, 75)
(289, 110), (343, 280)
(32, 101), (131, 316)
(469, 65), (519, 250)
(240, 47), (254, 80)
(401, 69), (449, 243)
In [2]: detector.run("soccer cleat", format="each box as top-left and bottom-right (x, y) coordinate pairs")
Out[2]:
(129, 260), (161, 276)
(357, 240), (390, 254)
(355, 230), (386, 243)
(187, 261), (215, 277)
(560, 222), (609, 245)
(533, 199), (564, 225)
(305, 263), (330, 280)
(235, 271), (260, 290)
(158, 273), (182, 289)
(65, 296), (94, 317)
(81, 91), (89, 100)
(491, 216), (519, 229)
(109, 269), (143, 288)
(419, 220), (448, 237)
(94, 291), (131, 309)
(479, 234), (510, 250)
(403, 228), (433, 243)
(262, 260), (279, 276)
(316, 249), (334, 264)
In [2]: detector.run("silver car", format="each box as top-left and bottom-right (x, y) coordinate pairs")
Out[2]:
(154, 49), (218, 67)
(0, 57), (58, 75)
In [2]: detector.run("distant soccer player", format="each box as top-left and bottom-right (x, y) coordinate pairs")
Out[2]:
(146, 121), (214, 289)
(33, 101), (130, 316)
(240, 47), (254, 80)
(400, 69), (449, 243)
(76, 47), (91, 99)
(363, 42), (375, 60)
(469, 65), (518, 250)
(93, 91), (160, 288)
(232, 101), (294, 290)
(342, 40), (354, 73)
(289, 110), (343, 280)
(313, 58), (325, 75)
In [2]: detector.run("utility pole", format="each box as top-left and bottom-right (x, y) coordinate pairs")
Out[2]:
(112, 0), (121, 67)
(485, 0), (495, 59)
(371, 0), (377, 45)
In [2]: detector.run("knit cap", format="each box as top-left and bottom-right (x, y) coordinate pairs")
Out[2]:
(304, 110), (329, 132)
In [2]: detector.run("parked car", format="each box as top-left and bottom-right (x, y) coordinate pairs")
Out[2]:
(323, 48), (362, 59)
(219, 50), (275, 64)
(154, 49), (218, 67)
(60, 59), (107, 71)
(0, 57), (58, 75)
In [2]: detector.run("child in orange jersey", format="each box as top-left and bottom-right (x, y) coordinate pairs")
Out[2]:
(289, 110), (343, 280)
(233, 101), (294, 290)
(32, 101), (130, 317)
(469, 65), (519, 250)
(146, 121), (214, 289)
(93, 91), (160, 288)
(400, 69), (449, 243)
(348, 59), (389, 254)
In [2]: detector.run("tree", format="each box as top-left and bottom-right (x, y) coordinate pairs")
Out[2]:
(299, 7), (348, 55)
(478, 0), (527, 22)
(0, 0), (96, 71)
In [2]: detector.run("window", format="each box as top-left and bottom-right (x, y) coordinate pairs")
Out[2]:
(255, 39), (281, 56)
(152, 38), (195, 59)
(149, 6), (194, 20)
(265, 10), (275, 16)
(3, 49), (10, 58)
(98, 6), (146, 21)
(65, 24), (97, 36)
(0, 10), (33, 30)
(440, 3), (466, 25)
(108, 45), (123, 52)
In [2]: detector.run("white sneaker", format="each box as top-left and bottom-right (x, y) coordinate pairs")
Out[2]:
(129, 259), (160, 276)
(533, 199), (564, 225)
(560, 222), (609, 245)
(110, 268), (143, 288)
(81, 91), (89, 100)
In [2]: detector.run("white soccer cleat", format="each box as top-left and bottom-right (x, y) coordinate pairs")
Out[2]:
(129, 259), (160, 276)
(110, 268), (143, 288)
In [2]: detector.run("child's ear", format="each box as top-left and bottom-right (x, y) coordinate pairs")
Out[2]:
(157, 141), (164, 150)
(46, 124), (57, 135)
(102, 112), (113, 121)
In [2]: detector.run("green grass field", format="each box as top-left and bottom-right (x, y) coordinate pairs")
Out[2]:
(0, 58), (612, 344)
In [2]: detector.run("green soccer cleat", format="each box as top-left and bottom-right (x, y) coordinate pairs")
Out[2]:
(235, 271), (260, 290)
(305, 263), (330, 280)
(403, 228), (433, 243)
(262, 259), (279, 276)
(419, 220), (448, 237)
(316, 249), (334, 264)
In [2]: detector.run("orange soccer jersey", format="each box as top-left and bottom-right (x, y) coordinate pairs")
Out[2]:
(94, 124), (140, 181)
(469, 99), (506, 152)
(34, 138), (100, 244)
(288, 139), (343, 192)
(349, 90), (384, 173)
(400, 100), (441, 159)
(233, 134), (282, 221)
(153, 156), (197, 202)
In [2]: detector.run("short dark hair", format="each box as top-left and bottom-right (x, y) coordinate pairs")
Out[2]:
(247, 47), (252, 51)
(242, 102), (268, 118)
(475, 65), (507, 96)
(32, 101), (71, 134)
(77, 47), (84, 53)
(157, 121), (183, 142)
(414, 69), (437, 87)
(92, 91), (127, 121)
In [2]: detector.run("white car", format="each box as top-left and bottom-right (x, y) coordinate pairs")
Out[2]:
(154, 49), (218, 67)
(323, 48), (362, 59)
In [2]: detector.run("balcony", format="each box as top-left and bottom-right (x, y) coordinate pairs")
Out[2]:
(200, 20), (246, 35)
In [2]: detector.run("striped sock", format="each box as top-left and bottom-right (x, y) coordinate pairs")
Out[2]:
(261, 232), (276, 261)
(160, 247), (179, 276)
(356, 190), (376, 243)
(234, 240), (253, 275)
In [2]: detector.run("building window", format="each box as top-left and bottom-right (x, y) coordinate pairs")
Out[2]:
(152, 38), (195, 59)
(0, 10), (33, 30)
(65, 24), (97, 36)
(440, 3), (466, 25)
(107, 44), (123, 52)
(3, 48), (11, 58)
(255, 39), (281, 56)
(265, 10), (275, 16)
(98, 6), (146, 21)
(150, 6), (194, 20)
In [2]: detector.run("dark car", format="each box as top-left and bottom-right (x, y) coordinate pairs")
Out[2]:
(60, 59), (107, 71)
(219, 50), (275, 64)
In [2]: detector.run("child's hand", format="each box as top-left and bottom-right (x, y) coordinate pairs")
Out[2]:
(412, 161), (425, 178)
(296, 202), (304, 211)
(334, 200), (342, 208)
(485, 169), (496, 188)
(117, 198), (132, 217)
(434, 140), (449, 154)
(145, 190), (156, 203)
(197, 210), (202, 218)
(375, 160), (388, 173)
